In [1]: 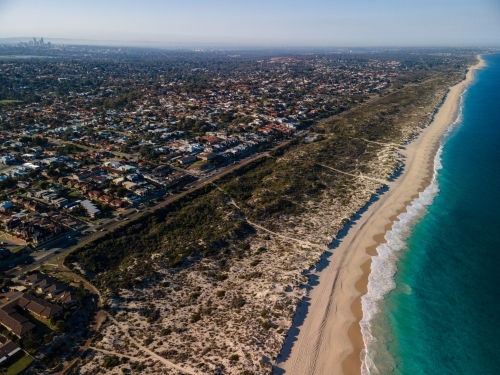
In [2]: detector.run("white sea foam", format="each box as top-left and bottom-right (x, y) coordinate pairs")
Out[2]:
(359, 92), (467, 375)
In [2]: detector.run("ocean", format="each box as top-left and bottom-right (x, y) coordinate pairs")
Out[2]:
(361, 53), (500, 375)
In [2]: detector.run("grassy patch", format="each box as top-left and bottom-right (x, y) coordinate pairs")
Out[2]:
(0, 100), (22, 105)
(2, 352), (34, 375)
(16, 308), (53, 334)
(68, 190), (83, 199)
(190, 161), (213, 171)
(10, 246), (26, 254)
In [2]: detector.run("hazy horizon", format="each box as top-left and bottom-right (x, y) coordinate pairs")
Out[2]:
(1, 0), (500, 48)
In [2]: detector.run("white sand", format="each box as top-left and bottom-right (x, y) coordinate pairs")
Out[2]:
(276, 56), (485, 375)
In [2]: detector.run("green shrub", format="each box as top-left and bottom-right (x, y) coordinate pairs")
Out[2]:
(216, 290), (226, 298)
(102, 356), (120, 369)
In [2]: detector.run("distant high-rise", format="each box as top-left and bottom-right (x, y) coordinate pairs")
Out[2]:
(33, 37), (37, 45)
(40, 37), (44, 45)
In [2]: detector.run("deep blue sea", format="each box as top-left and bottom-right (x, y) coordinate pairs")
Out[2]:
(361, 53), (500, 375)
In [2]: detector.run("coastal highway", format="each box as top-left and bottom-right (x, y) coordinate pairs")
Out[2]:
(5, 136), (301, 278)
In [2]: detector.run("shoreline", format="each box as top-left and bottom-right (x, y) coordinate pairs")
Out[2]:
(276, 55), (485, 375)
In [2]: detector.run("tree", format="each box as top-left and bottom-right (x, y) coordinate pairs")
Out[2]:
(55, 320), (68, 332)
(76, 281), (88, 305)
(21, 332), (41, 352)
(102, 355), (120, 369)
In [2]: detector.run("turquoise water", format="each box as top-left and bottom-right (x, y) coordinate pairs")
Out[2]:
(362, 53), (500, 375)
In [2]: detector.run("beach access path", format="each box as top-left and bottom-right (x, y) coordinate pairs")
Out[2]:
(275, 56), (485, 375)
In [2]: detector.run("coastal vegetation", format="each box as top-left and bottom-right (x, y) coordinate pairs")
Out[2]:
(54, 50), (477, 373)
(66, 56), (473, 292)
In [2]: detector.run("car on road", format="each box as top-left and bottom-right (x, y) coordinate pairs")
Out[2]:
(53, 250), (60, 254)
(100, 228), (107, 232)
(123, 217), (130, 220)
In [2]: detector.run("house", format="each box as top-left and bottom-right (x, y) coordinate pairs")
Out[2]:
(134, 188), (149, 197)
(80, 200), (101, 218)
(179, 156), (197, 165)
(88, 175), (108, 184)
(0, 336), (22, 364)
(54, 291), (77, 306)
(111, 199), (125, 208)
(14, 222), (63, 246)
(34, 189), (51, 199)
(58, 177), (70, 185)
(53, 197), (68, 208)
(25, 273), (45, 285)
(45, 283), (68, 298)
(198, 152), (217, 161)
(122, 181), (137, 191)
(25, 273), (71, 298)
(0, 155), (14, 165)
(152, 164), (171, 177)
(35, 277), (55, 293)
(100, 195), (114, 204)
(200, 135), (221, 145)
(14, 293), (62, 319)
(126, 173), (140, 182)
(167, 171), (190, 186)
(72, 167), (101, 181)
(0, 202), (13, 212)
(0, 304), (35, 337)
(88, 190), (103, 199)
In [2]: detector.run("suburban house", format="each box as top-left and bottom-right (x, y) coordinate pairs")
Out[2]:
(0, 335), (22, 364)
(0, 291), (62, 337)
(179, 155), (197, 165)
(0, 201), (13, 212)
(80, 200), (101, 218)
(0, 301), (36, 337)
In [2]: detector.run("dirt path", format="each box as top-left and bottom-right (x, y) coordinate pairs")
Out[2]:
(106, 314), (197, 375)
(214, 183), (324, 250)
(89, 346), (147, 361)
(246, 220), (325, 250)
(316, 163), (389, 185)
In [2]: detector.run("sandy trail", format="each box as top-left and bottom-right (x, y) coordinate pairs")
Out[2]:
(315, 163), (389, 185)
(106, 314), (197, 374)
(89, 347), (147, 361)
(276, 56), (485, 375)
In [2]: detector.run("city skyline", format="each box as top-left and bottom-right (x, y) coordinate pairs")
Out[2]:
(1, 0), (500, 48)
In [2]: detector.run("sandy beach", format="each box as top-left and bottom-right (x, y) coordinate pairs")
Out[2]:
(276, 55), (485, 375)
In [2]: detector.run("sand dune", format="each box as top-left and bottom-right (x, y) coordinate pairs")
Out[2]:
(276, 55), (485, 375)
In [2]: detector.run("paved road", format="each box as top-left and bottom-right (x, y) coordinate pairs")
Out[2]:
(6, 137), (300, 278)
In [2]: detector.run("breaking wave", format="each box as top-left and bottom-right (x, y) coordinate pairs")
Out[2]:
(359, 92), (467, 375)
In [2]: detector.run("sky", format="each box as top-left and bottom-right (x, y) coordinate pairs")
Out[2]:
(0, 0), (499, 47)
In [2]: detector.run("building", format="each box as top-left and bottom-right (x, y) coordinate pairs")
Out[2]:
(0, 202), (13, 212)
(14, 293), (62, 319)
(0, 336), (22, 364)
(0, 155), (14, 165)
(53, 197), (68, 208)
(0, 295), (36, 338)
(54, 290), (77, 306)
(179, 155), (197, 165)
(80, 200), (101, 218)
